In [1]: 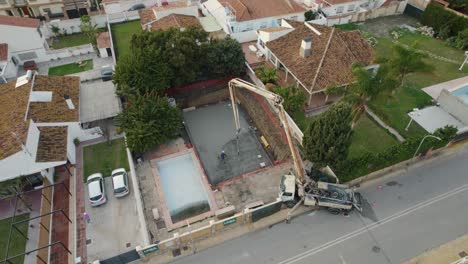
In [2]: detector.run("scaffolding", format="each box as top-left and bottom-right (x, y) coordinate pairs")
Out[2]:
(1, 176), (73, 264)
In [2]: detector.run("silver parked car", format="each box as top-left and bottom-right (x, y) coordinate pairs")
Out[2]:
(111, 168), (130, 197)
(87, 173), (107, 206)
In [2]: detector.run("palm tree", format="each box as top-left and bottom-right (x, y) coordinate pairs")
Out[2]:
(255, 66), (278, 84)
(389, 44), (434, 86)
(51, 25), (60, 40)
(326, 64), (397, 127)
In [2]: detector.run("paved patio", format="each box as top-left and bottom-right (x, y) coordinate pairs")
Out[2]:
(18, 53), (113, 81)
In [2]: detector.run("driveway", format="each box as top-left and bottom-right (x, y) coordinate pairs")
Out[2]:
(84, 175), (145, 262)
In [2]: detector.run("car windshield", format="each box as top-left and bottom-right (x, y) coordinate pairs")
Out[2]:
(90, 194), (102, 201)
(114, 187), (127, 193)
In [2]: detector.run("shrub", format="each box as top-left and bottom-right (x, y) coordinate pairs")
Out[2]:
(337, 126), (457, 182)
(422, 3), (468, 42)
(73, 137), (80, 146)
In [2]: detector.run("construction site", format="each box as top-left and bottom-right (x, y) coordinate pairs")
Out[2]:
(136, 76), (294, 236)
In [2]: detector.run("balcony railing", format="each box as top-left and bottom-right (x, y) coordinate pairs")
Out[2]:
(13, 0), (27, 6)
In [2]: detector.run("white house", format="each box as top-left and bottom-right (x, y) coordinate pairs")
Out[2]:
(300, 0), (407, 25)
(254, 20), (374, 110)
(0, 73), (100, 184)
(201, 0), (306, 42)
(0, 15), (49, 80)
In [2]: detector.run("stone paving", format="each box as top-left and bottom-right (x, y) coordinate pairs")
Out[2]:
(17, 53), (113, 81)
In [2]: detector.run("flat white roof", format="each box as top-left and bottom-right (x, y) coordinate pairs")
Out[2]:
(80, 80), (121, 123)
(408, 106), (465, 133)
(422, 76), (468, 100)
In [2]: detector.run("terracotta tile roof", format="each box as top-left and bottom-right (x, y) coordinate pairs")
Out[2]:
(27, 75), (80, 123)
(266, 23), (373, 92)
(219, 0), (305, 22)
(259, 26), (290, 33)
(139, 8), (155, 27)
(146, 14), (201, 31)
(0, 43), (7, 61)
(36, 126), (68, 162)
(0, 81), (31, 159)
(96, 32), (111, 49)
(0, 15), (40, 28)
(152, 1), (187, 11)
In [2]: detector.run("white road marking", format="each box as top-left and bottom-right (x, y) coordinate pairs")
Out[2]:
(339, 254), (347, 264)
(278, 183), (468, 264)
(308, 212), (316, 217)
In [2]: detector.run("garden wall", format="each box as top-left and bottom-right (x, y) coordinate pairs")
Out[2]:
(167, 78), (232, 108)
(235, 88), (290, 161)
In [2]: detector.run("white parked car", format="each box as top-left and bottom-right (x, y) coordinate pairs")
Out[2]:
(111, 168), (130, 197)
(87, 173), (107, 206)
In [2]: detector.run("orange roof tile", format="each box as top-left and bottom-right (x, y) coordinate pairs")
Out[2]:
(0, 15), (40, 28)
(36, 126), (68, 162)
(145, 14), (201, 31)
(266, 22), (373, 91)
(220, 0), (305, 22)
(96, 32), (111, 49)
(0, 43), (7, 61)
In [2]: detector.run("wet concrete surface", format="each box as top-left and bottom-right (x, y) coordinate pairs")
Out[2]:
(183, 102), (272, 186)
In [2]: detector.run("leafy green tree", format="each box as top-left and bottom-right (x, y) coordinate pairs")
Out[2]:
(303, 102), (353, 168)
(326, 64), (397, 126)
(206, 37), (245, 76)
(304, 10), (317, 21)
(255, 66), (278, 84)
(116, 93), (182, 153)
(114, 48), (172, 96)
(388, 44), (433, 85)
(51, 25), (61, 39)
(274, 85), (306, 114)
(80, 15), (98, 51)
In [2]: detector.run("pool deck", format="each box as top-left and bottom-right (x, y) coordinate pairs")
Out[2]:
(150, 148), (218, 231)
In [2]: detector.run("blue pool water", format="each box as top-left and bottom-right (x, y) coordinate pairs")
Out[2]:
(452, 85), (468, 104)
(157, 153), (210, 222)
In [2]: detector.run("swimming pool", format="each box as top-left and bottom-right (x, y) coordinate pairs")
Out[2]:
(451, 85), (468, 104)
(156, 152), (211, 223)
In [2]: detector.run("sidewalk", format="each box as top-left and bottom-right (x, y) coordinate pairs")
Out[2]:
(405, 233), (468, 264)
(146, 205), (314, 264)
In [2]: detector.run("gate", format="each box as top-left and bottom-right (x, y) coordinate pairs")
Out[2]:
(100, 249), (140, 264)
(404, 4), (423, 19)
(251, 202), (282, 222)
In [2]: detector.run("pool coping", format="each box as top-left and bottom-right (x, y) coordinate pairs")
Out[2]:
(150, 148), (218, 231)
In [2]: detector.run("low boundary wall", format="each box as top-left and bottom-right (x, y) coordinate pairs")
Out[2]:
(136, 199), (282, 259)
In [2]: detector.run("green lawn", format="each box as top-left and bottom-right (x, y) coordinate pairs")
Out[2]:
(110, 21), (141, 60)
(83, 138), (129, 181)
(51, 33), (90, 49)
(367, 30), (468, 138)
(348, 115), (399, 159)
(0, 214), (29, 264)
(48, 59), (93, 76)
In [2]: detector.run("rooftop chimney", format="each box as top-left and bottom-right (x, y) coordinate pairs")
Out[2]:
(64, 94), (75, 110)
(299, 38), (312, 58)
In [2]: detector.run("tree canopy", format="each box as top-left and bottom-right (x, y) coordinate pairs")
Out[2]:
(326, 64), (397, 126)
(113, 27), (245, 97)
(274, 85), (306, 114)
(116, 93), (182, 153)
(388, 44), (433, 85)
(303, 102), (353, 168)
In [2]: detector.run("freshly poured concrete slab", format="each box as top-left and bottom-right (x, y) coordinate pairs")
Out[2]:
(183, 102), (272, 186)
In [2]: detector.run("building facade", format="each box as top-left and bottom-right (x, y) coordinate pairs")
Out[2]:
(0, 0), (92, 19)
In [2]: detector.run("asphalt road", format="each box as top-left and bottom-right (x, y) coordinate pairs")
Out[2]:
(171, 145), (468, 264)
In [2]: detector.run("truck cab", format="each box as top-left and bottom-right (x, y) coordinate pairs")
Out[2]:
(279, 174), (297, 208)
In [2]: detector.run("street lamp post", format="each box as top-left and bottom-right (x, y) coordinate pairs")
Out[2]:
(413, 135), (442, 158)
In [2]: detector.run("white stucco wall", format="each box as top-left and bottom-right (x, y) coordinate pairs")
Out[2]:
(0, 151), (65, 182)
(0, 24), (49, 63)
(438, 89), (468, 125)
(320, 0), (367, 16)
(0, 60), (18, 79)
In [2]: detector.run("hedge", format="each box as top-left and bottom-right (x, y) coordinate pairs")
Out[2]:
(422, 3), (468, 39)
(336, 126), (457, 182)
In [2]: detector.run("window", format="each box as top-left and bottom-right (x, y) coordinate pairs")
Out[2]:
(347, 4), (355, 11)
(276, 19), (282, 26)
(260, 21), (267, 29)
(259, 39), (265, 48)
(11, 56), (19, 65)
(290, 16), (298, 21)
(18, 52), (38, 61)
(336, 6), (344, 13)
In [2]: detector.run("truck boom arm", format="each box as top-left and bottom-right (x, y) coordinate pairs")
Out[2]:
(228, 78), (306, 183)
